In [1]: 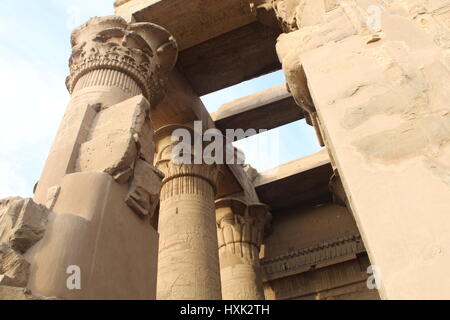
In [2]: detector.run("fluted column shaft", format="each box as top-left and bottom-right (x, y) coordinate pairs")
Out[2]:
(155, 125), (222, 300)
(216, 198), (271, 300)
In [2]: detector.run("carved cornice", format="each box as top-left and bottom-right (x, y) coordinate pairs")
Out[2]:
(261, 234), (365, 281)
(215, 197), (272, 263)
(66, 16), (178, 107)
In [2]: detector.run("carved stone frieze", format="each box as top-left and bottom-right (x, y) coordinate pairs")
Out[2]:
(261, 234), (365, 281)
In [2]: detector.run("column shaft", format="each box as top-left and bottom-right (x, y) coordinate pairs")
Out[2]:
(155, 124), (223, 300)
(157, 164), (221, 299)
(216, 198), (270, 300)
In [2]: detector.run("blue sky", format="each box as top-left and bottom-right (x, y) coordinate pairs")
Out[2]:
(0, 0), (321, 199)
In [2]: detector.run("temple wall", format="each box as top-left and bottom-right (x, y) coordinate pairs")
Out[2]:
(275, 0), (450, 299)
(261, 203), (380, 300)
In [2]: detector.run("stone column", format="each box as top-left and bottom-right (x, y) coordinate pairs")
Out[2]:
(154, 124), (223, 300)
(34, 16), (177, 204)
(25, 16), (178, 299)
(216, 197), (271, 300)
(273, 0), (450, 299)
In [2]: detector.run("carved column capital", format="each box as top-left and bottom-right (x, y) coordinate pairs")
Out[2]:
(215, 197), (271, 263)
(154, 124), (223, 197)
(66, 16), (178, 106)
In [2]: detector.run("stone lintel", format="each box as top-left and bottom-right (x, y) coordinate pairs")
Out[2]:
(254, 149), (333, 211)
(116, 0), (258, 50)
(212, 84), (304, 138)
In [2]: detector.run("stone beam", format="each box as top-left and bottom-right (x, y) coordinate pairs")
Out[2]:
(177, 22), (281, 95)
(152, 69), (215, 132)
(115, 1), (282, 96)
(254, 149), (332, 211)
(115, 0), (257, 50)
(212, 84), (304, 137)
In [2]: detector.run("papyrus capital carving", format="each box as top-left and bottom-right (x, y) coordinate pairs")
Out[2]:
(216, 197), (271, 263)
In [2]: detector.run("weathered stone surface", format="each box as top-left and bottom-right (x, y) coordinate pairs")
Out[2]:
(76, 95), (154, 181)
(276, 4), (360, 113)
(0, 198), (49, 253)
(125, 159), (164, 218)
(0, 285), (57, 300)
(0, 243), (30, 287)
(77, 133), (138, 178)
(0, 286), (31, 300)
(0, 198), (50, 296)
(27, 172), (160, 300)
(293, 0), (450, 299)
(45, 186), (60, 211)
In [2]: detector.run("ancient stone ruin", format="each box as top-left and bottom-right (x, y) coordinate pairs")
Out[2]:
(1, 0), (450, 300)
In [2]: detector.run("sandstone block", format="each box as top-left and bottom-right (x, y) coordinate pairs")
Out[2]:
(77, 133), (138, 179)
(0, 243), (30, 287)
(76, 95), (156, 181)
(0, 285), (30, 300)
(126, 159), (164, 218)
(0, 198), (49, 253)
